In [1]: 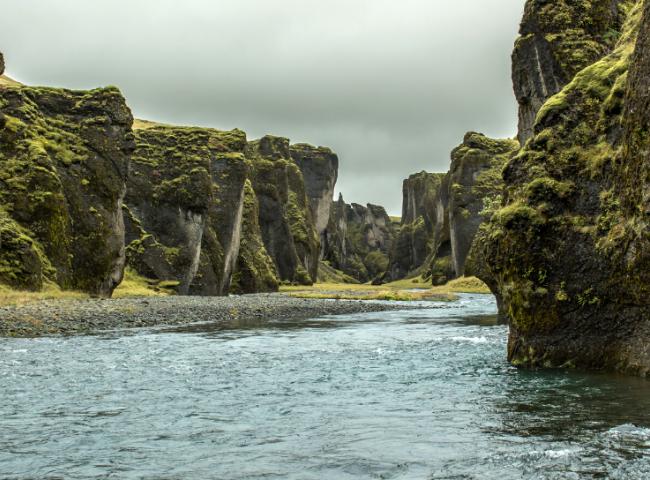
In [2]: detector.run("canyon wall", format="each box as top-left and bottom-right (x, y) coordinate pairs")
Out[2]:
(0, 51), (338, 296)
(383, 172), (444, 282)
(321, 195), (397, 283)
(124, 129), (333, 294)
(0, 78), (134, 296)
(124, 125), (250, 296)
(512, 0), (632, 145)
(480, 0), (650, 373)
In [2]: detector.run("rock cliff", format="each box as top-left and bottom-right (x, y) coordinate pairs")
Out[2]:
(512, 0), (632, 145)
(124, 124), (250, 296)
(290, 143), (339, 253)
(383, 172), (444, 281)
(125, 128), (326, 293)
(448, 133), (519, 277)
(246, 136), (319, 285)
(0, 79), (134, 296)
(480, 1), (650, 374)
(322, 195), (396, 282)
(388, 134), (516, 288)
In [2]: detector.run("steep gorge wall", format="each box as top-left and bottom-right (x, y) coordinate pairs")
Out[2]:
(383, 171), (444, 282)
(385, 134), (517, 288)
(124, 125), (251, 296)
(322, 195), (397, 283)
(480, 0), (650, 374)
(290, 143), (339, 250)
(125, 129), (330, 294)
(246, 136), (320, 285)
(0, 80), (134, 296)
(512, 0), (632, 145)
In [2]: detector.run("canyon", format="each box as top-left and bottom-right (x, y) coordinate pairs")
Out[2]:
(1, 0), (649, 375)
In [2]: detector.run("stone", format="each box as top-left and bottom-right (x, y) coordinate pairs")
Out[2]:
(0, 84), (134, 296)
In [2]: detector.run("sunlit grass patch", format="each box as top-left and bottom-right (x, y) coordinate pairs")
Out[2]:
(280, 276), (490, 301)
(112, 268), (176, 298)
(0, 282), (87, 307)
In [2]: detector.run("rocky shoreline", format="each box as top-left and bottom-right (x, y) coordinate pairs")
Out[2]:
(0, 294), (435, 338)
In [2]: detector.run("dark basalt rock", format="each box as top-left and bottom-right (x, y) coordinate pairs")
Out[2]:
(246, 136), (319, 285)
(481, 1), (650, 375)
(322, 194), (396, 283)
(512, 0), (631, 145)
(290, 143), (339, 252)
(383, 171), (445, 282)
(124, 125), (249, 296)
(448, 133), (518, 278)
(0, 84), (133, 296)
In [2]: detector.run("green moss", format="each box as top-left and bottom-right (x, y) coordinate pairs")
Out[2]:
(0, 84), (133, 295)
(231, 179), (279, 294)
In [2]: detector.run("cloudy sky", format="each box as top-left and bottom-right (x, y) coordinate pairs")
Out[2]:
(1, 0), (525, 215)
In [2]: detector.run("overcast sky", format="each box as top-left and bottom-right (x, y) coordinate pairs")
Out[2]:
(1, 0), (525, 215)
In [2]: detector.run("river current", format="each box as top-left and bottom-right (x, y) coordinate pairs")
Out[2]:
(2, 294), (650, 479)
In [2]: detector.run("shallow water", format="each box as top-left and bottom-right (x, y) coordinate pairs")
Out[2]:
(1, 294), (650, 479)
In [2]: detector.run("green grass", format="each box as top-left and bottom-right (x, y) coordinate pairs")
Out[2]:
(112, 268), (177, 298)
(0, 282), (87, 307)
(280, 276), (491, 301)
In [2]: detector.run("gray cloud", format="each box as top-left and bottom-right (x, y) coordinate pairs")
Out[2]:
(0, 0), (525, 214)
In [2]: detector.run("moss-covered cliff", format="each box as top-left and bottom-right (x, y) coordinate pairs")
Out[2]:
(290, 143), (339, 250)
(124, 124), (250, 295)
(383, 171), (445, 282)
(512, 0), (634, 145)
(449, 133), (519, 278)
(480, 1), (650, 374)
(0, 80), (134, 296)
(245, 136), (319, 285)
(322, 194), (396, 283)
(230, 179), (279, 293)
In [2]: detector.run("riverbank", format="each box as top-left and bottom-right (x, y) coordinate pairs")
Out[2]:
(0, 294), (442, 338)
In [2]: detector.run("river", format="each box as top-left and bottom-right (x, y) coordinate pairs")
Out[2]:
(2, 294), (650, 479)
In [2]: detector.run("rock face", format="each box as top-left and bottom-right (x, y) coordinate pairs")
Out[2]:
(246, 136), (319, 285)
(383, 172), (444, 281)
(124, 125), (250, 296)
(481, 1), (650, 374)
(124, 128), (329, 294)
(0, 83), (134, 296)
(290, 143), (339, 252)
(230, 179), (279, 293)
(388, 134), (516, 288)
(322, 194), (396, 282)
(448, 133), (519, 277)
(512, 0), (631, 145)
(0, 52), (4, 76)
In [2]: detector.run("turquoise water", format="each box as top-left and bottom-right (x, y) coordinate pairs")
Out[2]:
(2, 294), (650, 479)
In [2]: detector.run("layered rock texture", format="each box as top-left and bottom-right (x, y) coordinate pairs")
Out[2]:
(479, 0), (650, 374)
(385, 134), (517, 287)
(322, 195), (397, 283)
(124, 125), (251, 296)
(290, 144), (339, 250)
(512, 0), (633, 145)
(0, 79), (134, 296)
(125, 129), (328, 294)
(383, 172), (444, 281)
(245, 136), (320, 285)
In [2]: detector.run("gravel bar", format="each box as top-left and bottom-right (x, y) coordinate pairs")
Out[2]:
(0, 293), (437, 337)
